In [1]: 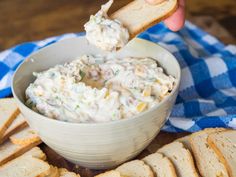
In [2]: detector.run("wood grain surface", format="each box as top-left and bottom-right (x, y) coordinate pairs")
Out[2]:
(0, 0), (235, 51)
(1, 0), (236, 176)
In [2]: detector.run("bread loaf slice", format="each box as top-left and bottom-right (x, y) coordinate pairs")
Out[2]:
(0, 154), (51, 177)
(10, 127), (40, 145)
(175, 135), (192, 150)
(157, 142), (199, 177)
(0, 114), (28, 144)
(208, 130), (236, 177)
(59, 168), (81, 177)
(190, 128), (228, 177)
(143, 152), (177, 177)
(95, 170), (121, 177)
(46, 165), (59, 177)
(0, 98), (20, 140)
(24, 147), (46, 161)
(116, 160), (154, 177)
(0, 139), (41, 166)
(111, 0), (178, 38)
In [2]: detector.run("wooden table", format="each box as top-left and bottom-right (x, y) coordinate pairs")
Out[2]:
(1, 0), (235, 176)
(0, 0), (235, 51)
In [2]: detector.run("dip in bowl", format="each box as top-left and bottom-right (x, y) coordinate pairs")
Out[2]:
(12, 36), (181, 169)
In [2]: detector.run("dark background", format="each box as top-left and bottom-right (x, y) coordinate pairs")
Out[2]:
(0, 0), (236, 51)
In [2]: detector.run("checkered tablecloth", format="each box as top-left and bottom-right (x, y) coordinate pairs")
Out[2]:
(0, 21), (236, 132)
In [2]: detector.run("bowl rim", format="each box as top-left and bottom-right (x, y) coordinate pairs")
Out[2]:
(12, 36), (181, 127)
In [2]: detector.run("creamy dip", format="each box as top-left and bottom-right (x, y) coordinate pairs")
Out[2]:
(25, 55), (176, 123)
(84, 0), (129, 51)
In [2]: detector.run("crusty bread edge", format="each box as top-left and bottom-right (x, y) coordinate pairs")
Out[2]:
(0, 139), (42, 166)
(0, 122), (28, 144)
(207, 130), (233, 177)
(0, 108), (20, 139)
(10, 134), (41, 146)
(158, 142), (200, 177)
(111, 0), (178, 38)
(189, 128), (228, 177)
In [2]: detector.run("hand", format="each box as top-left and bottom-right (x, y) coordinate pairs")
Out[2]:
(146, 0), (185, 31)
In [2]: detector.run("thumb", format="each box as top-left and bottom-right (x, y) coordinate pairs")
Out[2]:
(145, 0), (166, 5)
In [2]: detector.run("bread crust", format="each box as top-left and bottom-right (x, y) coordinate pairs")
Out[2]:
(190, 128), (228, 177)
(207, 130), (234, 177)
(111, 0), (178, 38)
(0, 139), (42, 166)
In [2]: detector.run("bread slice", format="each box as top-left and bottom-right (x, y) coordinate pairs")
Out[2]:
(0, 98), (20, 140)
(24, 147), (46, 161)
(95, 170), (121, 177)
(111, 0), (178, 38)
(190, 128), (229, 177)
(157, 142), (199, 177)
(46, 165), (59, 177)
(116, 160), (154, 177)
(143, 152), (177, 177)
(0, 154), (51, 177)
(59, 168), (81, 177)
(175, 135), (192, 150)
(10, 126), (40, 145)
(0, 114), (28, 144)
(0, 139), (42, 166)
(208, 130), (236, 177)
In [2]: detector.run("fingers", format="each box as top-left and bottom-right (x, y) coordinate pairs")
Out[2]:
(163, 0), (185, 31)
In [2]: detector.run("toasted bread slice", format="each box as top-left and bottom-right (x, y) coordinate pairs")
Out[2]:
(190, 128), (229, 177)
(158, 142), (199, 177)
(116, 160), (154, 177)
(0, 98), (20, 140)
(0, 139), (42, 166)
(0, 154), (50, 177)
(46, 165), (59, 177)
(10, 127), (40, 146)
(24, 147), (46, 161)
(175, 135), (192, 150)
(95, 170), (121, 177)
(208, 130), (236, 177)
(143, 152), (177, 177)
(0, 114), (28, 144)
(59, 168), (81, 177)
(111, 0), (178, 38)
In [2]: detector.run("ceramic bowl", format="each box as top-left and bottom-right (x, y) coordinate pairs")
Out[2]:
(12, 36), (181, 169)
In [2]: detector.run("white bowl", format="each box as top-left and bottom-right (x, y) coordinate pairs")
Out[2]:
(12, 36), (181, 169)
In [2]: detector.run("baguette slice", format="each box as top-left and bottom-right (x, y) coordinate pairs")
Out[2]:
(190, 128), (229, 177)
(116, 160), (154, 177)
(208, 130), (236, 177)
(175, 135), (192, 150)
(0, 114), (28, 144)
(157, 142), (199, 177)
(0, 98), (20, 140)
(95, 170), (121, 177)
(46, 165), (59, 177)
(59, 168), (81, 177)
(24, 147), (46, 161)
(10, 126), (40, 145)
(0, 139), (42, 166)
(111, 0), (178, 38)
(143, 152), (177, 177)
(0, 154), (51, 177)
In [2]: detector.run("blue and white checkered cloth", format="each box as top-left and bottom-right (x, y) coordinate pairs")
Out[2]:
(0, 21), (236, 132)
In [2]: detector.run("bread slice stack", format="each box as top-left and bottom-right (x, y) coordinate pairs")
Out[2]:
(0, 98), (42, 166)
(0, 146), (81, 177)
(97, 128), (236, 177)
(0, 98), (81, 177)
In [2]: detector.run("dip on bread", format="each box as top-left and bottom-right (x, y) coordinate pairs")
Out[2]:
(25, 55), (176, 123)
(84, 0), (129, 51)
